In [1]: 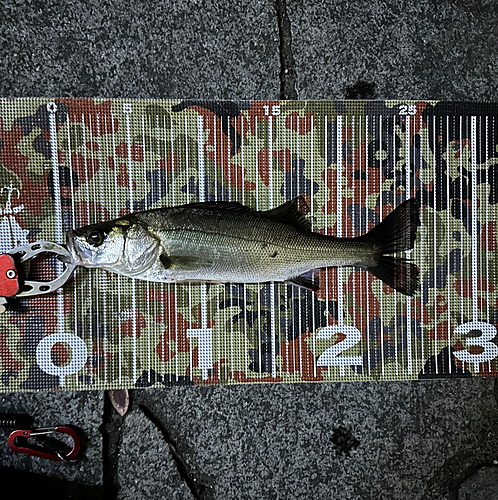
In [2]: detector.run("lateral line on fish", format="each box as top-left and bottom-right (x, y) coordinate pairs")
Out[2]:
(155, 228), (363, 262)
(155, 227), (355, 246)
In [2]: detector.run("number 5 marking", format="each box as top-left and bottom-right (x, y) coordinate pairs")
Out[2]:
(453, 321), (498, 372)
(316, 325), (363, 376)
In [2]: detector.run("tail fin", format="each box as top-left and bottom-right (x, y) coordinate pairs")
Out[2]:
(364, 198), (420, 296)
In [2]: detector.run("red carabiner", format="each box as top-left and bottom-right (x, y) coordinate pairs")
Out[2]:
(8, 426), (81, 463)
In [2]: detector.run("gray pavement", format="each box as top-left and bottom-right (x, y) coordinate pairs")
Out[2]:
(1, 0), (498, 499)
(288, 0), (498, 101)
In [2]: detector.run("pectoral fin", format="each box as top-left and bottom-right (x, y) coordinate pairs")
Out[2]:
(286, 275), (319, 292)
(160, 253), (213, 270)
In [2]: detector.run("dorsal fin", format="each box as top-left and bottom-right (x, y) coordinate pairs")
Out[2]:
(172, 198), (312, 232)
(264, 196), (312, 232)
(176, 201), (252, 212)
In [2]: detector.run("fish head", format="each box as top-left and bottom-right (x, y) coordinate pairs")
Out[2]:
(66, 218), (160, 275)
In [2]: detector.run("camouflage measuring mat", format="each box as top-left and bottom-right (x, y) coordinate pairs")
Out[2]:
(0, 98), (497, 392)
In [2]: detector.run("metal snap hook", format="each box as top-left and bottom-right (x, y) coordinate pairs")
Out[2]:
(6, 241), (76, 298)
(8, 425), (81, 463)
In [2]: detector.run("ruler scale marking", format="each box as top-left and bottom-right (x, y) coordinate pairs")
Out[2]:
(240, 114), (249, 377)
(471, 115), (480, 373)
(124, 105), (138, 382)
(110, 112), (123, 384)
(486, 117), (490, 321)
(418, 115), (425, 374)
(446, 115), (452, 373)
(224, 116), (230, 379)
(459, 116), (464, 343)
(66, 113), (80, 387)
(254, 118), (262, 377)
(365, 115), (371, 376)
(167, 113), (178, 383)
(161, 114), (169, 381)
(81, 113), (95, 370)
(296, 113), (303, 377)
(471, 115), (478, 323)
(336, 115), (345, 377)
(96, 113), (108, 385)
(47, 103), (66, 385)
(393, 114), (398, 375)
(433, 115), (438, 375)
(220, 115), (228, 378)
(324, 115), (330, 378)
(282, 116), (290, 378)
(142, 114), (151, 381)
(154, 114), (161, 382)
(353, 114), (359, 363)
(184, 114), (193, 378)
(227, 114), (235, 381)
(378, 115), (385, 376)
(405, 114), (413, 375)
(484, 115), (490, 373)
(311, 113), (316, 379)
(268, 114), (277, 378)
(486, 116), (491, 373)
(89, 113), (101, 384)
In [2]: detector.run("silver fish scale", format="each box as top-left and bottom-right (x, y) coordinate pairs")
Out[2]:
(133, 206), (373, 284)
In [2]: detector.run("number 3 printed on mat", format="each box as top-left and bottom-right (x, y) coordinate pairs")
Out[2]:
(453, 321), (498, 372)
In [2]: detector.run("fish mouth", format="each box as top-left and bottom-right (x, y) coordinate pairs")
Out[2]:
(57, 246), (72, 264)
(60, 231), (83, 265)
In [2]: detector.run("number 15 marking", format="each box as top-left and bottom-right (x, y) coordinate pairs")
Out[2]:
(263, 104), (280, 116)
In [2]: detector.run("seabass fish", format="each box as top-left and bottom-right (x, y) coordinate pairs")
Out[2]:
(65, 196), (420, 295)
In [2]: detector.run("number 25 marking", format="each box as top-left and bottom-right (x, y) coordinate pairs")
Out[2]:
(399, 104), (417, 115)
(316, 325), (363, 376)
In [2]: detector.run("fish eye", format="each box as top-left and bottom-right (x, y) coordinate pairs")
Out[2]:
(86, 229), (105, 246)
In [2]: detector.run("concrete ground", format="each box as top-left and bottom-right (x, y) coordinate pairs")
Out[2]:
(1, 0), (498, 498)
